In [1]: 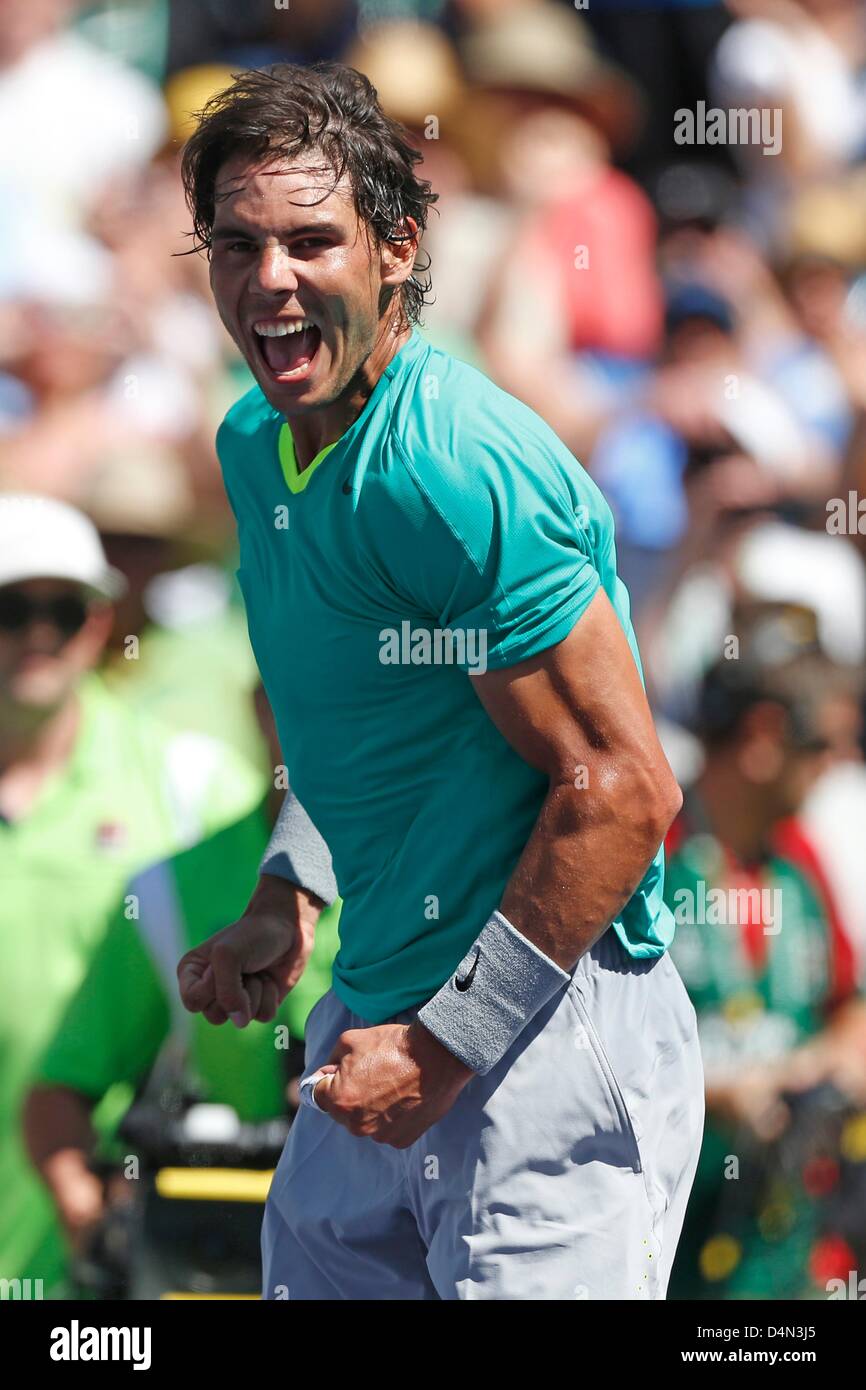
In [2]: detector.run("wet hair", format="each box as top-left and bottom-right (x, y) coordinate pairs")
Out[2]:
(180, 62), (438, 325)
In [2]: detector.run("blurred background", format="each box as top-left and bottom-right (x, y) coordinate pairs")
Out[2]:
(3, 0), (866, 1301)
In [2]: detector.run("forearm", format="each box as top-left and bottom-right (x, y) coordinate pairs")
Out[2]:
(247, 870), (322, 951)
(418, 591), (683, 1075)
(23, 1085), (103, 1224)
(822, 998), (866, 1049)
(500, 766), (681, 970)
(780, 1002), (866, 1101)
(416, 762), (680, 1075)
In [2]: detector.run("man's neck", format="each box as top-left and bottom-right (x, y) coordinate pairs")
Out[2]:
(288, 319), (412, 474)
(0, 696), (82, 820)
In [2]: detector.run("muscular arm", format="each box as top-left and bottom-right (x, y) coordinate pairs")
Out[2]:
(308, 587), (682, 1143)
(471, 586), (682, 969)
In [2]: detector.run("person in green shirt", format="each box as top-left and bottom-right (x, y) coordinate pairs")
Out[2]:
(25, 793), (341, 1276)
(665, 612), (866, 1299)
(0, 494), (264, 1297)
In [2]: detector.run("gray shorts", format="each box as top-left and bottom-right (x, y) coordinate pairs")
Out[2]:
(261, 927), (705, 1300)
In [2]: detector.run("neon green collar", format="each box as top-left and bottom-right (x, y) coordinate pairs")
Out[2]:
(277, 425), (338, 494)
(276, 330), (423, 493)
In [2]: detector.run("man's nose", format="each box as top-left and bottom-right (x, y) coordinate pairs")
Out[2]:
(20, 620), (66, 654)
(252, 244), (300, 295)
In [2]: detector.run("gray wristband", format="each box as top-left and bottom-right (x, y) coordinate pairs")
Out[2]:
(259, 788), (338, 907)
(416, 910), (570, 1075)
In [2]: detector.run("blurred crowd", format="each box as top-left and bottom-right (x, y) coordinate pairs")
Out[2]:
(3, 0), (866, 1300)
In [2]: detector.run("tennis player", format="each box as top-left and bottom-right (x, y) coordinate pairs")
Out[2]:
(177, 62), (704, 1301)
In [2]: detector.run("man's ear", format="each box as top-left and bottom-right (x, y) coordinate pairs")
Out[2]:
(381, 216), (418, 289)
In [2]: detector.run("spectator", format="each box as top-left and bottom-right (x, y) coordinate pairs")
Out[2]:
(0, 0), (166, 236)
(469, 1), (658, 455)
(24, 685), (341, 1286)
(665, 604), (866, 1298)
(77, 448), (265, 764)
(640, 517), (866, 726)
(590, 276), (839, 607)
(0, 495), (262, 1296)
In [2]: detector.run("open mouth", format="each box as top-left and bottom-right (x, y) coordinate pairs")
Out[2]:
(253, 318), (322, 383)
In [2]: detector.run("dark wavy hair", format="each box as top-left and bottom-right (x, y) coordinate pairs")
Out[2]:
(181, 62), (438, 325)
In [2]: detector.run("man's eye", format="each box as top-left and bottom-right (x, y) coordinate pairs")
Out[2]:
(228, 241), (254, 253)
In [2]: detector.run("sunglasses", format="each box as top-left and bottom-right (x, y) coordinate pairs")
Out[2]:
(0, 588), (91, 636)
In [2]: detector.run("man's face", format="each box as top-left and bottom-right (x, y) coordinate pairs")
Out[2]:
(209, 150), (407, 417)
(0, 579), (111, 710)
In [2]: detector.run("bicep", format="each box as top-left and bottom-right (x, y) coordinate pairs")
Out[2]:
(470, 587), (667, 783)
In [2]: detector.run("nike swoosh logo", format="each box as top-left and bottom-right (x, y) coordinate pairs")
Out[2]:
(455, 947), (481, 992)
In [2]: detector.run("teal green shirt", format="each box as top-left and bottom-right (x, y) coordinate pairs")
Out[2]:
(217, 330), (673, 1021)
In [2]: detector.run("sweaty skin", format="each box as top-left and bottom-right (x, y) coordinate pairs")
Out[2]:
(206, 151), (417, 471)
(178, 151), (682, 1149)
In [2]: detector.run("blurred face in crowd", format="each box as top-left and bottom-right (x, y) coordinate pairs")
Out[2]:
(0, 579), (112, 714)
(13, 304), (127, 400)
(497, 106), (606, 206)
(728, 693), (859, 821)
(785, 259), (848, 342)
(208, 150), (416, 419)
(718, 702), (814, 824)
(667, 316), (734, 367)
(0, 0), (75, 69)
(811, 687), (863, 768)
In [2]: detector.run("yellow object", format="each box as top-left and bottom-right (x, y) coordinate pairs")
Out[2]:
(757, 1202), (794, 1243)
(164, 65), (236, 144)
(161, 1292), (261, 1300)
(840, 1113), (866, 1164)
(278, 425), (337, 494)
(699, 1234), (742, 1282)
(722, 991), (763, 1024)
(154, 1168), (274, 1203)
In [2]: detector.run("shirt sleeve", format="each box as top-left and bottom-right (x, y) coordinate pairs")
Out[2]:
(374, 431), (601, 672)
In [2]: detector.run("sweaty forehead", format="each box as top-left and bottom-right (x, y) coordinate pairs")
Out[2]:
(213, 152), (356, 223)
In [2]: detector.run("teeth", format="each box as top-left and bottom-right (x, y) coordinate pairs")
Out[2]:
(253, 318), (315, 337)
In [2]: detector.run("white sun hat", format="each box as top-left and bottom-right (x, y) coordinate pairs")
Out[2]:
(736, 520), (866, 665)
(0, 493), (126, 600)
